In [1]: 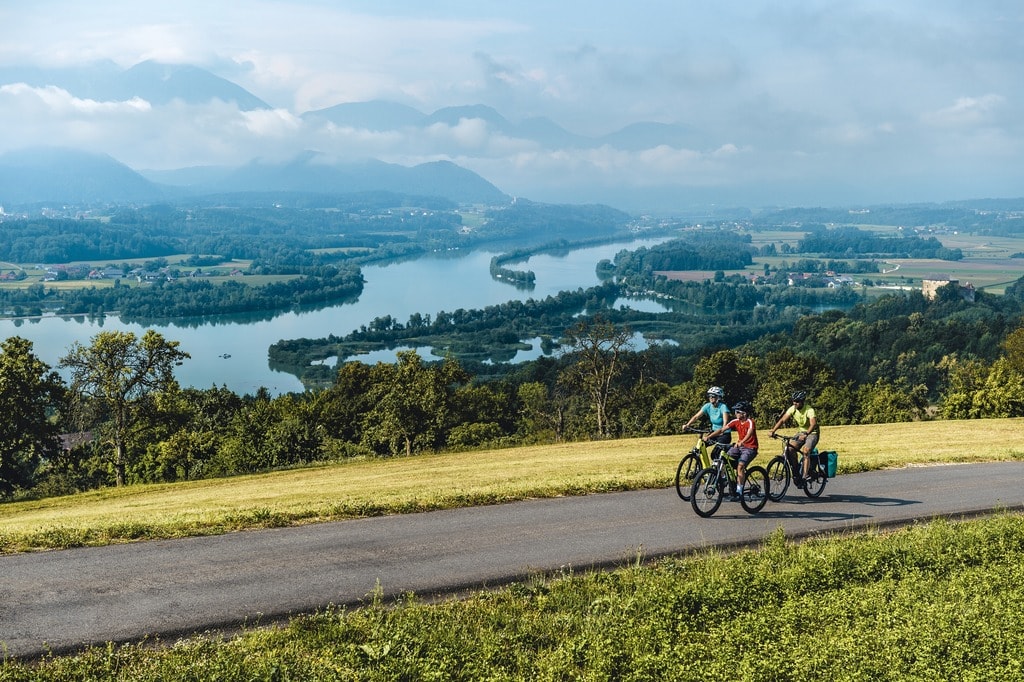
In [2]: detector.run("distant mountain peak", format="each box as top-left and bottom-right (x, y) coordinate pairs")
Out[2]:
(0, 147), (162, 205)
(301, 100), (426, 130)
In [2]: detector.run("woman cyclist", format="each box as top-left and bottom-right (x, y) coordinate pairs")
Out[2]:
(683, 386), (732, 455)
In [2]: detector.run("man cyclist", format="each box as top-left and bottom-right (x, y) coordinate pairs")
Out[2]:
(683, 386), (732, 456)
(769, 390), (819, 488)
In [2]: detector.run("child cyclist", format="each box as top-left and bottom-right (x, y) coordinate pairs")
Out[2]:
(704, 400), (758, 500)
(683, 386), (732, 456)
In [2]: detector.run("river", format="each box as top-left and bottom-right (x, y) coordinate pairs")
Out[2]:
(0, 240), (667, 394)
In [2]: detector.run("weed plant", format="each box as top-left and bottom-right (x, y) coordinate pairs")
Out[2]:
(4, 514), (1022, 681)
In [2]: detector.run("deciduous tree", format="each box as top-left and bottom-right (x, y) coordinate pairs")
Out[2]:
(0, 337), (64, 496)
(60, 330), (190, 486)
(560, 316), (633, 438)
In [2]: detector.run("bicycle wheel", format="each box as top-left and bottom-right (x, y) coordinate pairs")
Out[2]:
(674, 451), (702, 501)
(765, 456), (790, 502)
(740, 466), (769, 514)
(690, 468), (723, 518)
(803, 466), (827, 498)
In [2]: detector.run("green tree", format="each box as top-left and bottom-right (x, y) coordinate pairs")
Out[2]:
(938, 356), (989, 419)
(560, 316), (634, 438)
(517, 381), (567, 443)
(60, 330), (190, 486)
(971, 358), (1024, 418)
(323, 362), (376, 444)
(747, 348), (835, 425)
(0, 337), (65, 496)
(361, 351), (470, 456)
(857, 378), (929, 424)
(1002, 326), (1024, 374)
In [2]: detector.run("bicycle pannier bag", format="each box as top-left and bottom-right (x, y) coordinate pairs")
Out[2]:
(824, 451), (838, 478)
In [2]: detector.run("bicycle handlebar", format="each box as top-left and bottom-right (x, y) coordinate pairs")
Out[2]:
(771, 433), (800, 442)
(682, 426), (712, 435)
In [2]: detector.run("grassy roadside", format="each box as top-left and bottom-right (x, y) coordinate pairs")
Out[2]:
(2, 419), (1022, 554)
(4, 513), (1023, 678)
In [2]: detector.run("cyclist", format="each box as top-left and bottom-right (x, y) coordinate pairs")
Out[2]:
(683, 386), (732, 455)
(769, 391), (820, 488)
(704, 400), (758, 500)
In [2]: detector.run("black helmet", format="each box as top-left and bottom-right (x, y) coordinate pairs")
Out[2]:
(733, 400), (753, 414)
(791, 391), (807, 402)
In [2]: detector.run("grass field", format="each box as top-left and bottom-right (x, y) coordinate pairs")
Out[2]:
(2, 418), (1021, 554)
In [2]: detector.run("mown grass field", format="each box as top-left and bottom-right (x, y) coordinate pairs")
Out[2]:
(2, 419), (1022, 554)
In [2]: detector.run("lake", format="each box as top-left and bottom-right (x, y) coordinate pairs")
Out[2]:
(0, 240), (668, 394)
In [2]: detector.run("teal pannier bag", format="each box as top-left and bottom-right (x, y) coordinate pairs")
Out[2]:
(823, 451), (838, 478)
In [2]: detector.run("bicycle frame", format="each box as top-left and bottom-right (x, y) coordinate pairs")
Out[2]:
(676, 427), (729, 502)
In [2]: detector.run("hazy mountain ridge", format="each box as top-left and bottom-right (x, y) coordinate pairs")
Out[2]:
(3, 62), (1022, 213)
(1, 61), (709, 152)
(0, 60), (270, 110)
(0, 147), (507, 207)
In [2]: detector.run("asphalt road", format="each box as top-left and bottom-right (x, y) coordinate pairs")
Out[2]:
(2, 461), (1023, 659)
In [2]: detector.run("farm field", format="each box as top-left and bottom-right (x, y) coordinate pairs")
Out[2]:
(870, 256), (1023, 293)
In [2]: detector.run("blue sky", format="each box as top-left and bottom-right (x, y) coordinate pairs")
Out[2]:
(1, 1), (1022, 209)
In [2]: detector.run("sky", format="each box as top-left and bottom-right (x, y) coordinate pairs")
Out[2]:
(1, 1), (1022, 210)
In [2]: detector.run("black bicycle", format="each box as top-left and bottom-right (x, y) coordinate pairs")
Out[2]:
(765, 433), (827, 501)
(690, 449), (769, 517)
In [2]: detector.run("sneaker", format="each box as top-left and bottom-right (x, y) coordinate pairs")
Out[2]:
(728, 492), (741, 502)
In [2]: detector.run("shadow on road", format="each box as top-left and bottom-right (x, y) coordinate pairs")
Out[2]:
(742, 492), (922, 522)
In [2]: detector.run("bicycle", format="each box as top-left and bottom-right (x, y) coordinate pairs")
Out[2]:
(765, 433), (827, 500)
(690, 447), (769, 517)
(675, 427), (728, 502)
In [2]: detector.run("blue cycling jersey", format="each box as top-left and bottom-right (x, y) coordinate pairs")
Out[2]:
(701, 401), (731, 430)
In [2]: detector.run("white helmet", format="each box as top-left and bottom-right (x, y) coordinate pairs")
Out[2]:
(707, 386), (725, 399)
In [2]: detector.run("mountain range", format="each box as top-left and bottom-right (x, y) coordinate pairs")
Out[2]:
(0, 60), (700, 151)
(0, 61), (719, 210)
(0, 148), (509, 208)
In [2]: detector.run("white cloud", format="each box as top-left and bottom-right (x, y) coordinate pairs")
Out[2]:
(0, 84), (151, 116)
(923, 94), (1006, 128)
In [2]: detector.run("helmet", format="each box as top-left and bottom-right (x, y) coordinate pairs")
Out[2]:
(706, 386), (725, 399)
(791, 391), (807, 402)
(733, 400), (752, 414)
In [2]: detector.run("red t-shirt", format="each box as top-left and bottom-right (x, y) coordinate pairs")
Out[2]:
(724, 417), (758, 449)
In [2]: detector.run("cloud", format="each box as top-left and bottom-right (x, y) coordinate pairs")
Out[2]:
(0, 83), (151, 115)
(923, 94), (1006, 128)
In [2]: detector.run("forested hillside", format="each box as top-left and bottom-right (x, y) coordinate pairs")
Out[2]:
(1, 199), (1023, 500)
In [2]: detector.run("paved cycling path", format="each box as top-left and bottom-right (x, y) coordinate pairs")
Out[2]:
(3, 462), (1023, 658)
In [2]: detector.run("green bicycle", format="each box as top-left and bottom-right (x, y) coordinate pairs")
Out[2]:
(690, 449), (769, 517)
